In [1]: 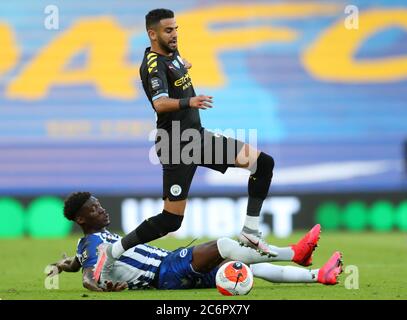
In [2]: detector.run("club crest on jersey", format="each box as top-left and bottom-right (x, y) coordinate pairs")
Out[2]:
(170, 184), (182, 196)
(172, 60), (181, 69)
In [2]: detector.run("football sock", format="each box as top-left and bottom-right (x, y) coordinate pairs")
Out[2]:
(248, 152), (274, 199)
(251, 263), (318, 283)
(246, 197), (263, 218)
(243, 216), (259, 231)
(217, 237), (290, 264)
(266, 245), (294, 261)
(111, 241), (125, 259)
(243, 152), (274, 231)
(116, 210), (183, 258)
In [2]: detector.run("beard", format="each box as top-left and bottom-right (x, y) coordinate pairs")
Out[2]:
(158, 37), (177, 54)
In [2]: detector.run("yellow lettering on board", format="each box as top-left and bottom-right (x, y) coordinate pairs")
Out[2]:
(7, 17), (137, 100)
(176, 3), (340, 87)
(0, 22), (19, 77)
(303, 10), (407, 82)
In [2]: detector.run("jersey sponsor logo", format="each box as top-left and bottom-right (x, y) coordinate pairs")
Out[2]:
(170, 184), (182, 196)
(100, 231), (120, 242)
(174, 73), (192, 90)
(82, 249), (88, 261)
(77, 249), (88, 265)
(179, 248), (188, 258)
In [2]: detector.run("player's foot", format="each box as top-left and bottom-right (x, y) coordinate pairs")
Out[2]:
(317, 251), (343, 285)
(94, 243), (115, 283)
(291, 224), (321, 266)
(238, 228), (277, 257)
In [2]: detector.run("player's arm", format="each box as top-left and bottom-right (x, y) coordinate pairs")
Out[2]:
(49, 253), (81, 275)
(147, 57), (213, 113)
(82, 267), (104, 292)
(82, 268), (128, 292)
(182, 57), (192, 69)
(153, 95), (214, 113)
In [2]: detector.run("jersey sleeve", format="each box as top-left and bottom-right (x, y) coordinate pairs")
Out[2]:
(76, 235), (102, 269)
(146, 53), (169, 101)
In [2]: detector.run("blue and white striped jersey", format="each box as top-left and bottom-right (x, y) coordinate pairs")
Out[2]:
(76, 230), (169, 289)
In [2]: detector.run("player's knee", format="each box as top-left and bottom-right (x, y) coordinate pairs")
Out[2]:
(216, 237), (233, 259)
(160, 210), (184, 233)
(144, 210), (184, 238)
(251, 152), (274, 177)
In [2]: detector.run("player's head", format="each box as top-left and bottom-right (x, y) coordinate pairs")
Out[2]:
(145, 8), (178, 54)
(63, 192), (110, 231)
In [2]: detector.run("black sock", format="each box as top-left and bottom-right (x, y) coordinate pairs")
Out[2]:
(121, 210), (183, 250)
(248, 152), (274, 196)
(246, 152), (274, 217)
(247, 197), (264, 217)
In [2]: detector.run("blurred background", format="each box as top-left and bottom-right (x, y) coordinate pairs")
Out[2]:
(1, 0), (406, 240)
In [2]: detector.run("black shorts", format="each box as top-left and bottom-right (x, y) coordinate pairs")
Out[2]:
(157, 129), (245, 201)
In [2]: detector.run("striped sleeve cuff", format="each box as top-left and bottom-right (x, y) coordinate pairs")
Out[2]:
(152, 93), (169, 101)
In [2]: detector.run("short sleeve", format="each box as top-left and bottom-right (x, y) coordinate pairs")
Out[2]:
(76, 235), (102, 269)
(146, 53), (169, 101)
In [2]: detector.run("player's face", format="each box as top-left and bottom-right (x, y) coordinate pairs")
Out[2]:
(79, 196), (110, 229)
(157, 18), (178, 53)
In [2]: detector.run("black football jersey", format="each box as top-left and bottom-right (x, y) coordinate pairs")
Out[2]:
(140, 47), (202, 134)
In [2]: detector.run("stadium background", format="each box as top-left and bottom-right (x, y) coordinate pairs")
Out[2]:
(1, 0), (407, 241)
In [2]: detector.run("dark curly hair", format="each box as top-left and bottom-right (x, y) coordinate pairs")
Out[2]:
(63, 192), (91, 221)
(145, 8), (174, 30)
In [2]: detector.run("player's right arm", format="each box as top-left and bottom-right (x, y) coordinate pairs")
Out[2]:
(153, 95), (214, 113)
(48, 253), (81, 275)
(147, 57), (213, 113)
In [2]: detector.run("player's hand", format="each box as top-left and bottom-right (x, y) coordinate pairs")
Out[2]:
(48, 253), (72, 275)
(182, 58), (192, 69)
(190, 95), (213, 110)
(102, 280), (128, 292)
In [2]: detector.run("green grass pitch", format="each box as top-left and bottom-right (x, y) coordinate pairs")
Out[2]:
(1, 231), (406, 300)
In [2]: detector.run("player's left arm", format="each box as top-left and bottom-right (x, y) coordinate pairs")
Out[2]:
(82, 268), (128, 292)
(182, 57), (192, 69)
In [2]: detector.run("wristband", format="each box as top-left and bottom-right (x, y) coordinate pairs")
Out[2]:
(179, 98), (191, 110)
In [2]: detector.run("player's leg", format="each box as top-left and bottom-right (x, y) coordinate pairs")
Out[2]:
(250, 263), (318, 283)
(116, 200), (186, 255)
(190, 241), (223, 273)
(250, 251), (343, 285)
(199, 132), (275, 255)
(233, 143), (321, 263)
(165, 238), (285, 290)
(191, 237), (296, 274)
(234, 144), (276, 253)
(163, 198), (187, 215)
(108, 164), (196, 259)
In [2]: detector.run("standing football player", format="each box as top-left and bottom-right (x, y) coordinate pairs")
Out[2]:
(103, 8), (310, 263)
